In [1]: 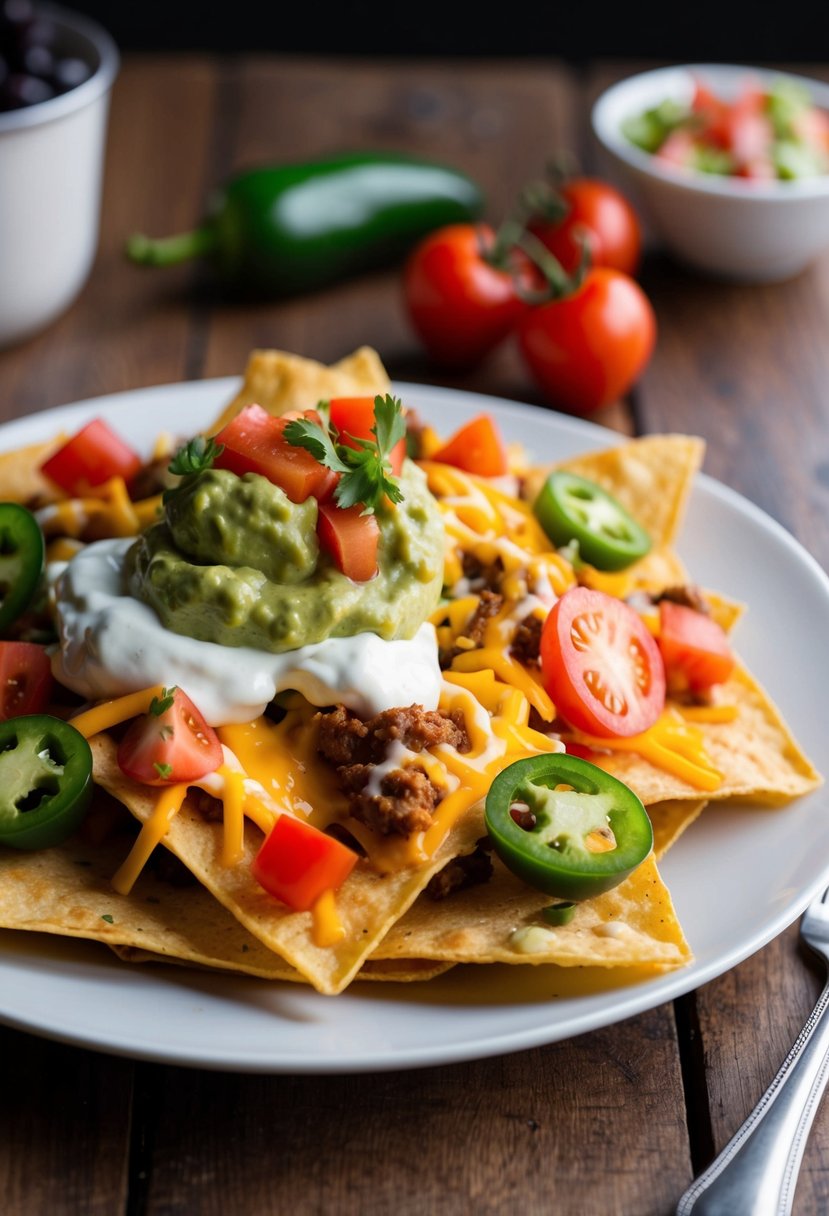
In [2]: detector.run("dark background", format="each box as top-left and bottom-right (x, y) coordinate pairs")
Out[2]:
(67, 0), (829, 62)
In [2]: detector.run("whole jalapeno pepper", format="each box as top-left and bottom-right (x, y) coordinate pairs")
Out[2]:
(485, 752), (653, 900)
(0, 715), (93, 850)
(125, 152), (485, 296)
(0, 503), (44, 633)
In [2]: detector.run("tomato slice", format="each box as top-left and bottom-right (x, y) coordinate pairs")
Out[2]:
(0, 642), (54, 721)
(214, 404), (338, 503)
(317, 500), (379, 582)
(430, 414), (508, 477)
(329, 397), (405, 475)
(658, 601), (735, 692)
(251, 814), (358, 911)
(40, 419), (142, 497)
(540, 587), (665, 738)
(117, 687), (223, 786)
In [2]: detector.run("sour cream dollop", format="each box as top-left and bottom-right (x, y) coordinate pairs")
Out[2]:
(51, 539), (443, 725)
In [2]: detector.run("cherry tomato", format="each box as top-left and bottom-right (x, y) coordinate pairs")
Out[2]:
(252, 814), (358, 912)
(317, 500), (379, 582)
(658, 601), (735, 692)
(540, 586), (665, 738)
(41, 419), (142, 497)
(518, 267), (656, 415)
(404, 223), (534, 367)
(214, 404), (338, 503)
(117, 687), (223, 786)
(0, 642), (53, 721)
(430, 414), (508, 477)
(329, 397), (405, 475)
(530, 179), (642, 277)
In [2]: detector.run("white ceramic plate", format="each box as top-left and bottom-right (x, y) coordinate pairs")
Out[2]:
(0, 378), (827, 1074)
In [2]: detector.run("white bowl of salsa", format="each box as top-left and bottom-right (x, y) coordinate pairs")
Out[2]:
(592, 64), (829, 282)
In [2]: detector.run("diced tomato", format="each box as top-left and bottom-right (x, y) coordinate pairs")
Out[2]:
(329, 397), (406, 475)
(656, 129), (697, 168)
(117, 687), (222, 786)
(214, 404), (338, 503)
(317, 500), (379, 582)
(657, 601), (735, 692)
(252, 814), (358, 911)
(540, 586), (665, 738)
(40, 419), (142, 497)
(0, 642), (53, 720)
(430, 414), (508, 477)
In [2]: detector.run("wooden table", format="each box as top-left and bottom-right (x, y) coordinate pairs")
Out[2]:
(1, 55), (828, 1216)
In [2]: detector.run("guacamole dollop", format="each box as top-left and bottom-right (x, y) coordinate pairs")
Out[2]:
(127, 462), (445, 652)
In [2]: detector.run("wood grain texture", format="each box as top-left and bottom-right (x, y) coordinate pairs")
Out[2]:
(139, 1010), (690, 1216)
(0, 1027), (132, 1214)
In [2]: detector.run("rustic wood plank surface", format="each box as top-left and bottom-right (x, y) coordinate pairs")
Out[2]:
(0, 53), (827, 1215)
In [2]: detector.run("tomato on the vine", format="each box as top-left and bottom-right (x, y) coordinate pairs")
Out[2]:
(518, 267), (656, 414)
(404, 223), (535, 367)
(540, 586), (665, 738)
(529, 178), (642, 277)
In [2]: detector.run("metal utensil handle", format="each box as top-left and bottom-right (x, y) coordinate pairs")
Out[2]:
(677, 979), (829, 1215)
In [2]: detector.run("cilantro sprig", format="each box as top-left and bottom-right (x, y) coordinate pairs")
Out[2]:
(283, 394), (406, 514)
(168, 435), (224, 477)
(149, 686), (177, 717)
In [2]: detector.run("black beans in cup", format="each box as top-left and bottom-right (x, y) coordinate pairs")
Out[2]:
(0, 0), (92, 112)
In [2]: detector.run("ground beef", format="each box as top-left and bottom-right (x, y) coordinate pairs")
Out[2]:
(316, 704), (470, 768)
(339, 764), (442, 837)
(440, 589), (504, 669)
(426, 840), (494, 900)
(128, 453), (181, 501)
(461, 551), (504, 593)
(316, 704), (471, 837)
(510, 613), (543, 666)
(654, 585), (710, 614)
(192, 791), (224, 823)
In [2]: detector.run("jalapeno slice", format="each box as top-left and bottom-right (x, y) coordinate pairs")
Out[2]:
(533, 471), (651, 572)
(0, 715), (93, 850)
(0, 503), (45, 632)
(484, 753), (653, 900)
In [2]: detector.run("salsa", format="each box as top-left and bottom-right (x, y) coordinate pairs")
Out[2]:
(623, 76), (829, 181)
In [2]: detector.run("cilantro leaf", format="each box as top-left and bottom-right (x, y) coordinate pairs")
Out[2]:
(284, 395), (406, 515)
(101, 913), (115, 924)
(169, 435), (224, 477)
(154, 761), (173, 780)
(282, 418), (351, 473)
(149, 686), (177, 717)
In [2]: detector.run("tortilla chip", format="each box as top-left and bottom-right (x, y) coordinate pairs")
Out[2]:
(210, 346), (391, 433)
(373, 854), (691, 970)
(0, 824), (449, 983)
(649, 800), (707, 859)
(0, 435), (66, 503)
(523, 435), (705, 550)
(584, 666), (822, 805)
(90, 734), (484, 995)
(109, 945), (452, 983)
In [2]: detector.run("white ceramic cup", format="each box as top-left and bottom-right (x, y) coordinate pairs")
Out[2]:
(0, 4), (119, 347)
(592, 64), (829, 283)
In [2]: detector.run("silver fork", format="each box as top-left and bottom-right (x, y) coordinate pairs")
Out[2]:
(677, 885), (829, 1215)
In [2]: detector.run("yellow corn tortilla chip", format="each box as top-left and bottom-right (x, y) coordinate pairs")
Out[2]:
(90, 734), (484, 995)
(108, 945), (452, 984)
(0, 434), (67, 503)
(210, 346), (391, 433)
(584, 666), (821, 805)
(523, 434), (705, 550)
(372, 854), (691, 970)
(0, 825), (448, 983)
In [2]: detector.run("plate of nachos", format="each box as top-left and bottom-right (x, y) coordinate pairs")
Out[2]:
(0, 346), (823, 1072)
